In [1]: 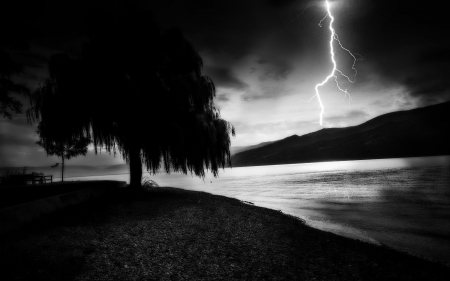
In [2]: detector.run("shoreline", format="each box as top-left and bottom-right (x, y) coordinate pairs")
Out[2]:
(227, 202), (450, 272)
(1, 186), (449, 280)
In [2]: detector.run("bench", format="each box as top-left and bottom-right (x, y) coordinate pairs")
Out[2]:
(2, 173), (53, 186)
(29, 173), (53, 185)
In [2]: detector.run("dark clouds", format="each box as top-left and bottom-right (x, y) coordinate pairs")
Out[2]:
(257, 57), (294, 81)
(155, 0), (449, 105)
(216, 93), (230, 102)
(151, 0), (307, 100)
(334, 0), (450, 106)
(241, 85), (294, 101)
(215, 0), (450, 106)
(2, 0), (450, 164)
(0, 118), (36, 147)
(204, 66), (248, 90)
(4, 0), (449, 106)
(11, 52), (48, 69)
(401, 47), (450, 105)
(0, 116), (39, 166)
(152, 0), (284, 58)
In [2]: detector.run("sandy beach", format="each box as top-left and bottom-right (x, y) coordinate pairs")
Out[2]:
(1, 186), (449, 280)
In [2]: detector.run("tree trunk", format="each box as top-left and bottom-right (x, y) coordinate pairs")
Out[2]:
(129, 144), (142, 190)
(61, 156), (64, 182)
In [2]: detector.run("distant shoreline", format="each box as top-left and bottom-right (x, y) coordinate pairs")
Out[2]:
(232, 153), (450, 168)
(2, 154), (449, 176)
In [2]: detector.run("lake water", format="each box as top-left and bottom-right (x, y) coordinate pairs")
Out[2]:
(66, 156), (450, 265)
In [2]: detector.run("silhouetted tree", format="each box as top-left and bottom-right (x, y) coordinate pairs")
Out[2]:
(36, 134), (89, 182)
(26, 53), (90, 181)
(28, 6), (234, 189)
(0, 36), (29, 119)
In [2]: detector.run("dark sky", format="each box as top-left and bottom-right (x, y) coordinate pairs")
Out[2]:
(1, 0), (449, 167)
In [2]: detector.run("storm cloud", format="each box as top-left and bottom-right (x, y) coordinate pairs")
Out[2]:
(336, 0), (450, 106)
(2, 0), (449, 165)
(204, 66), (249, 90)
(3, 0), (449, 107)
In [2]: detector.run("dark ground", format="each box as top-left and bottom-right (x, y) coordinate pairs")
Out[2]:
(0, 187), (449, 280)
(0, 181), (123, 208)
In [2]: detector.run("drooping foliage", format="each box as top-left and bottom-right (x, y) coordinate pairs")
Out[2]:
(28, 6), (234, 187)
(27, 53), (91, 144)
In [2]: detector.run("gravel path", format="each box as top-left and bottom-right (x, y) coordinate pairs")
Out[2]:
(0, 187), (449, 280)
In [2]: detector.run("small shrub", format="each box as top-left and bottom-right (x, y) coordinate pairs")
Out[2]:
(0, 166), (28, 186)
(141, 176), (159, 191)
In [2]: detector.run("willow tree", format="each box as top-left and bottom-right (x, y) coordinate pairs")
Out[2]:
(28, 6), (234, 189)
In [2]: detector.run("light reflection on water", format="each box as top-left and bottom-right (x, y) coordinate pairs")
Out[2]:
(67, 155), (450, 264)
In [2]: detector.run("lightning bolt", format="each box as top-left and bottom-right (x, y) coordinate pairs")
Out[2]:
(311, 0), (359, 126)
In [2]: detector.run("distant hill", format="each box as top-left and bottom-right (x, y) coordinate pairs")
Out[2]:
(232, 102), (450, 167)
(230, 141), (274, 156)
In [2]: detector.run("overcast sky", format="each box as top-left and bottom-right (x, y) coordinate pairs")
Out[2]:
(1, 0), (449, 167)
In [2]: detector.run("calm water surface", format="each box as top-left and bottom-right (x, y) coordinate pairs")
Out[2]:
(67, 156), (450, 265)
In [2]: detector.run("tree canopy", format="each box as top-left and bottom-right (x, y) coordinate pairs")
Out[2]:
(36, 131), (89, 182)
(28, 6), (234, 188)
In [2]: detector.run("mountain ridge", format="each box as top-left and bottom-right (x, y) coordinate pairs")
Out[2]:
(230, 141), (275, 156)
(232, 102), (450, 167)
